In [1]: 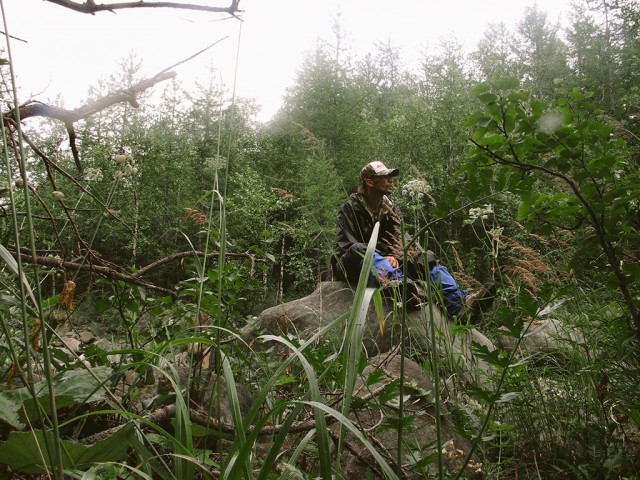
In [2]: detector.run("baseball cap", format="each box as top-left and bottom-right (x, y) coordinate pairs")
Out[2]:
(360, 161), (400, 183)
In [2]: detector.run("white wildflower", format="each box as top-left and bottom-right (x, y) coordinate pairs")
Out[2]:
(114, 171), (124, 180)
(52, 190), (65, 200)
(401, 179), (432, 202)
(465, 204), (494, 224)
(489, 226), (504, 237)
(114, 154), (127, 165)
(205, 155), (227, 171)
(83, 167), (103, 182)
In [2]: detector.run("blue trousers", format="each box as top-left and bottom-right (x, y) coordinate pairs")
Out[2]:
(367, 253), (404, 285)
(367, 253), (467, 316)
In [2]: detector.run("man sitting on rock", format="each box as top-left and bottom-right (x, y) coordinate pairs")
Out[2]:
(331, 160), (494, 320)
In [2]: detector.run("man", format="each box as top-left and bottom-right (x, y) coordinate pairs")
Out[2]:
(331, 161), (421, 286)
(332, 161), (493, 319)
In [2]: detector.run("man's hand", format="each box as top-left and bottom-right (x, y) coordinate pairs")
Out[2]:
(385, 256), (399, 269)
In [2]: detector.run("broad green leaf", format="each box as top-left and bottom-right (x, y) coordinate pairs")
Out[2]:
(504, 111), (516, 135)
(471, 126), (488, 143)
(465, 111), (488, 127)
(0, 389), (31, 429)
(477, 92), (498, 105)
(0, 367), (111, 428)
(482, 134), (507, 147)
(517, 201), (532, 221)
(507, 90), (529, 102)
(470, 82), (490, 95)
(0, 423), (134, 474)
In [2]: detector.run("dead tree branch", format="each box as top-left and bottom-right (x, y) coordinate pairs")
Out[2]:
(17, 126), (130, 230)
(14, 250), (176, 298)
(8, 38), (227, 171)
(80, 379), (395, 444)
(44, 0), (242, 16)
(8, 248), (257, 298)
(133, 251), (256, 278)
(9, 71), (176, 124)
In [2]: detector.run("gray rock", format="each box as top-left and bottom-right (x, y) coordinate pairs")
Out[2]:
(497, 318), (585, 356)
(248, 281), (495, 386)
(79, 330), (97, 345)
(335, 351), (482, 479)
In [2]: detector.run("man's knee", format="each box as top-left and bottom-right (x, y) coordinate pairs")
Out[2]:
(426, 249), (438, 271)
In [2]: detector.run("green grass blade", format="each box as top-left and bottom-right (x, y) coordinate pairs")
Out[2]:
(0, 243), (38, 309)
(302, 400), (399, 480)
(259, 335), (331, 480)
(221, 351), (252, 480)
(338, 221), (380, 463)
(226, 313), (348, 479)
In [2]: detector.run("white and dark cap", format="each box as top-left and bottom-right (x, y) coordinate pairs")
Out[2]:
(359, 161), (399, 184)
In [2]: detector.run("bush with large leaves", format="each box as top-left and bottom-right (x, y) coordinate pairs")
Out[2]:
(466, 77), (640, 337)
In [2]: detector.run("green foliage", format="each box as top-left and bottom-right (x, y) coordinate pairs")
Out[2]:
(0, 424), (134, 475)
(3, 3), (640, 478)
(467, 77), (640, 334)
(0, 367), (111, 430)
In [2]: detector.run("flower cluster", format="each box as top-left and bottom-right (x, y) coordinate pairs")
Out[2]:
(83, 167), (103, 182)
(205, 155), (227, 171)
(113, 152), (138, 180)
(401, 179), (432, 201)
(465, 204), (494, 224)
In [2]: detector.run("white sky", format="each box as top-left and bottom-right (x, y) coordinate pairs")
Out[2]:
(3, 0), (573, 122)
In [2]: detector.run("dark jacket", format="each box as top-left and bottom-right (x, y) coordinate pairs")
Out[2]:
(332, 193), (424, 284)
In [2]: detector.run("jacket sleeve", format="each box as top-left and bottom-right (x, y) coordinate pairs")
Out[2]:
(335, 202), (368, 266)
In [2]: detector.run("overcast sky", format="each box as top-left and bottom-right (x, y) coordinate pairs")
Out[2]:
(3, 0), (573, 122)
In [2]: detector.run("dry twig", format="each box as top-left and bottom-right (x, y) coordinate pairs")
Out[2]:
(44, 0), (242, 16)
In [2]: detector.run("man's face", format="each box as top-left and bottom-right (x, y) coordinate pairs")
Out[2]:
(367, 175), (394, 195)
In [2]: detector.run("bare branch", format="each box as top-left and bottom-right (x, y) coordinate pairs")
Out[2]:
(133, 251), (256, 278)
(44, 0), (242, 16)
(8, 248), (256, 298)
(159, 37), (227, 75)
(17, 126), (129, 228)
(8, 70), (176, 124)
(65, 122), (83, 171)
(14, 251), (176, 298)
(7, 37), (227, 174)
(80, 378), (396, 445)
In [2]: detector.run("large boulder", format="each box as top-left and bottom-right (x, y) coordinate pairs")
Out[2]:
(335, 351), (483, 478)
(245, 281), (495, 386)
(497, 318), (585, 358)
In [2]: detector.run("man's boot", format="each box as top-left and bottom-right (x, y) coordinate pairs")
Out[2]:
(465, 282), (496, 323)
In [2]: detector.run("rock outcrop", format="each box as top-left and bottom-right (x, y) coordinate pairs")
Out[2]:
(497, 317), (585, 358)
(246, 281), (495, 385)
(335, 351), (482, 478)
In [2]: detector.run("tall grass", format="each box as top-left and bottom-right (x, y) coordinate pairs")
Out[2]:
(0, 5), (64, 475)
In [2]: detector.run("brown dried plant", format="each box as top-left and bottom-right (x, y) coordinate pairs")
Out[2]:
(450, 246), (483, 291)
(489, 229), (553, 294)
(383, 211), (422, 266)
(184, 208), (209, 226)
